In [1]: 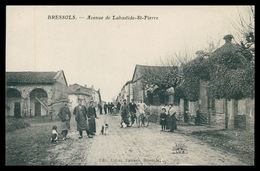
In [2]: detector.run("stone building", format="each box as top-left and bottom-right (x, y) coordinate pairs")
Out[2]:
(117, 81), (133, 103)
(131, 64), (176, 105)
(68, 84), (102, 110)
(6, 70), (68, 118)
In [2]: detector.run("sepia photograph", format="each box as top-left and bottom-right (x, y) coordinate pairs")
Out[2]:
(5, 5), (255, 165)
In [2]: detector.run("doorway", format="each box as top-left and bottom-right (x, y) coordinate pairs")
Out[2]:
(14, 102), (21, 118)
(35, 101), (41, 116)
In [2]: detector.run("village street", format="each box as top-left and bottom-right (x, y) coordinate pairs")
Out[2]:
(44, 114), (246, 165)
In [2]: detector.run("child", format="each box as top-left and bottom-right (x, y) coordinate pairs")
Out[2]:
(51, 125), (58, 143)
(160, 108), (167, 131)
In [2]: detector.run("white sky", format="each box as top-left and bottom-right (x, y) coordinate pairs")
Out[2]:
(6, 6), (252, 102)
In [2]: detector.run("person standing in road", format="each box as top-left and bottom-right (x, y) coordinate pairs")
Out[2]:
(167, 104), (178, 132)
(162, 104), (169, 115)
(87, 100), (98, 135)
(111, 103), (115, 114)
(116, 102), (121, 114)
(58, 102), (71, 140)
(160, 108), (167, 131)
(74, 99), (92, 139)
(137, 100), (147, 127)
(120, 99), (130, 127)
(170, 112), (178, 132)
(129, 99), (138, 126)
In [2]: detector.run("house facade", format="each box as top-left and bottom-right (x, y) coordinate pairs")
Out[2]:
(117, 81), (133, 104)
(68, 84), (102, 110)
(131, 65), (176, 105)
(6, 70), (68, 118)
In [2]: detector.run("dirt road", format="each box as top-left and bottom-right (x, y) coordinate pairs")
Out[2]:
(43, 114), (247, 165)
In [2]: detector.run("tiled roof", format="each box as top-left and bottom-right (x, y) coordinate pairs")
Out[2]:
(6, 72), (58, 85)
(68, 84), (94, 96)
(132, 64), (177, 82)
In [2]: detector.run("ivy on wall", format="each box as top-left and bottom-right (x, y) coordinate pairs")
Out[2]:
(139, 35), (254, 102)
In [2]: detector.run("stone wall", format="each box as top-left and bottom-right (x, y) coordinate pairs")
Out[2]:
(214, 99), (225, 128)
(6, 85), (53, 117)
(147, 106), (160, 123)
(179, 99), (184, 117)
(6, 97), (21, 117)
(205, 98), (254, 130)
(129, 83), (134, 102)
(245, 98), (254, 132)
(227, 99), (236, 129)
(199, 80), (209, 115)
(188, 101), (199, 116)
(132, 80), (144, 102)
(6, 83), (69, 118)
(236, 98), (254, 131)
(53, 82), (68, 101)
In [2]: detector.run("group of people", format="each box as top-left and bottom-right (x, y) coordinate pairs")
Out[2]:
(159, 104), (178, 132)
(119, 99), (178, 133)
(56, 99), (98, 141)
(120, 99), (148, 128)
(52, 99), (179, 143)
(99, 102), (121, 115)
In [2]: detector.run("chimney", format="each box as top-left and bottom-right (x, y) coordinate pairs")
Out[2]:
(223, 34), (233, 44)
(91, 85), (94, 89)
(84, 84), (87, 88)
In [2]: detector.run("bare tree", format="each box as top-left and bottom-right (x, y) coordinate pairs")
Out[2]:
(159, 51), (194, 67)
(232, 6), (255, 54)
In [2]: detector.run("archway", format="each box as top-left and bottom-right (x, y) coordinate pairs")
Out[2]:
(6, 88), (22, 118)
(30, 88), (48, 116)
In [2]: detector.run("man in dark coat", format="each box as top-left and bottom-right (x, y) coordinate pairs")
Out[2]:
(58, 102), (71, 140)
(120, 99), (130, 127)
(129, 99), (138, 126)
(111, 103), (115, 114)
(116, 102), (121, 113)
(87, 101), (98, 135)
(73, 99), (92, 139)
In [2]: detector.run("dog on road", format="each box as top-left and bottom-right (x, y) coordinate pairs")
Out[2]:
(101, 122), (109, 135)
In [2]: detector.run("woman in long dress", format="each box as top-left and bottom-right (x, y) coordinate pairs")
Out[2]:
(167, 104), (178, 132)
(169, 113), (177, 132)
(87, 101), (98, 135)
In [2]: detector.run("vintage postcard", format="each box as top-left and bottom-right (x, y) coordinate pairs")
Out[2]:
(6, 6), (255, 165)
